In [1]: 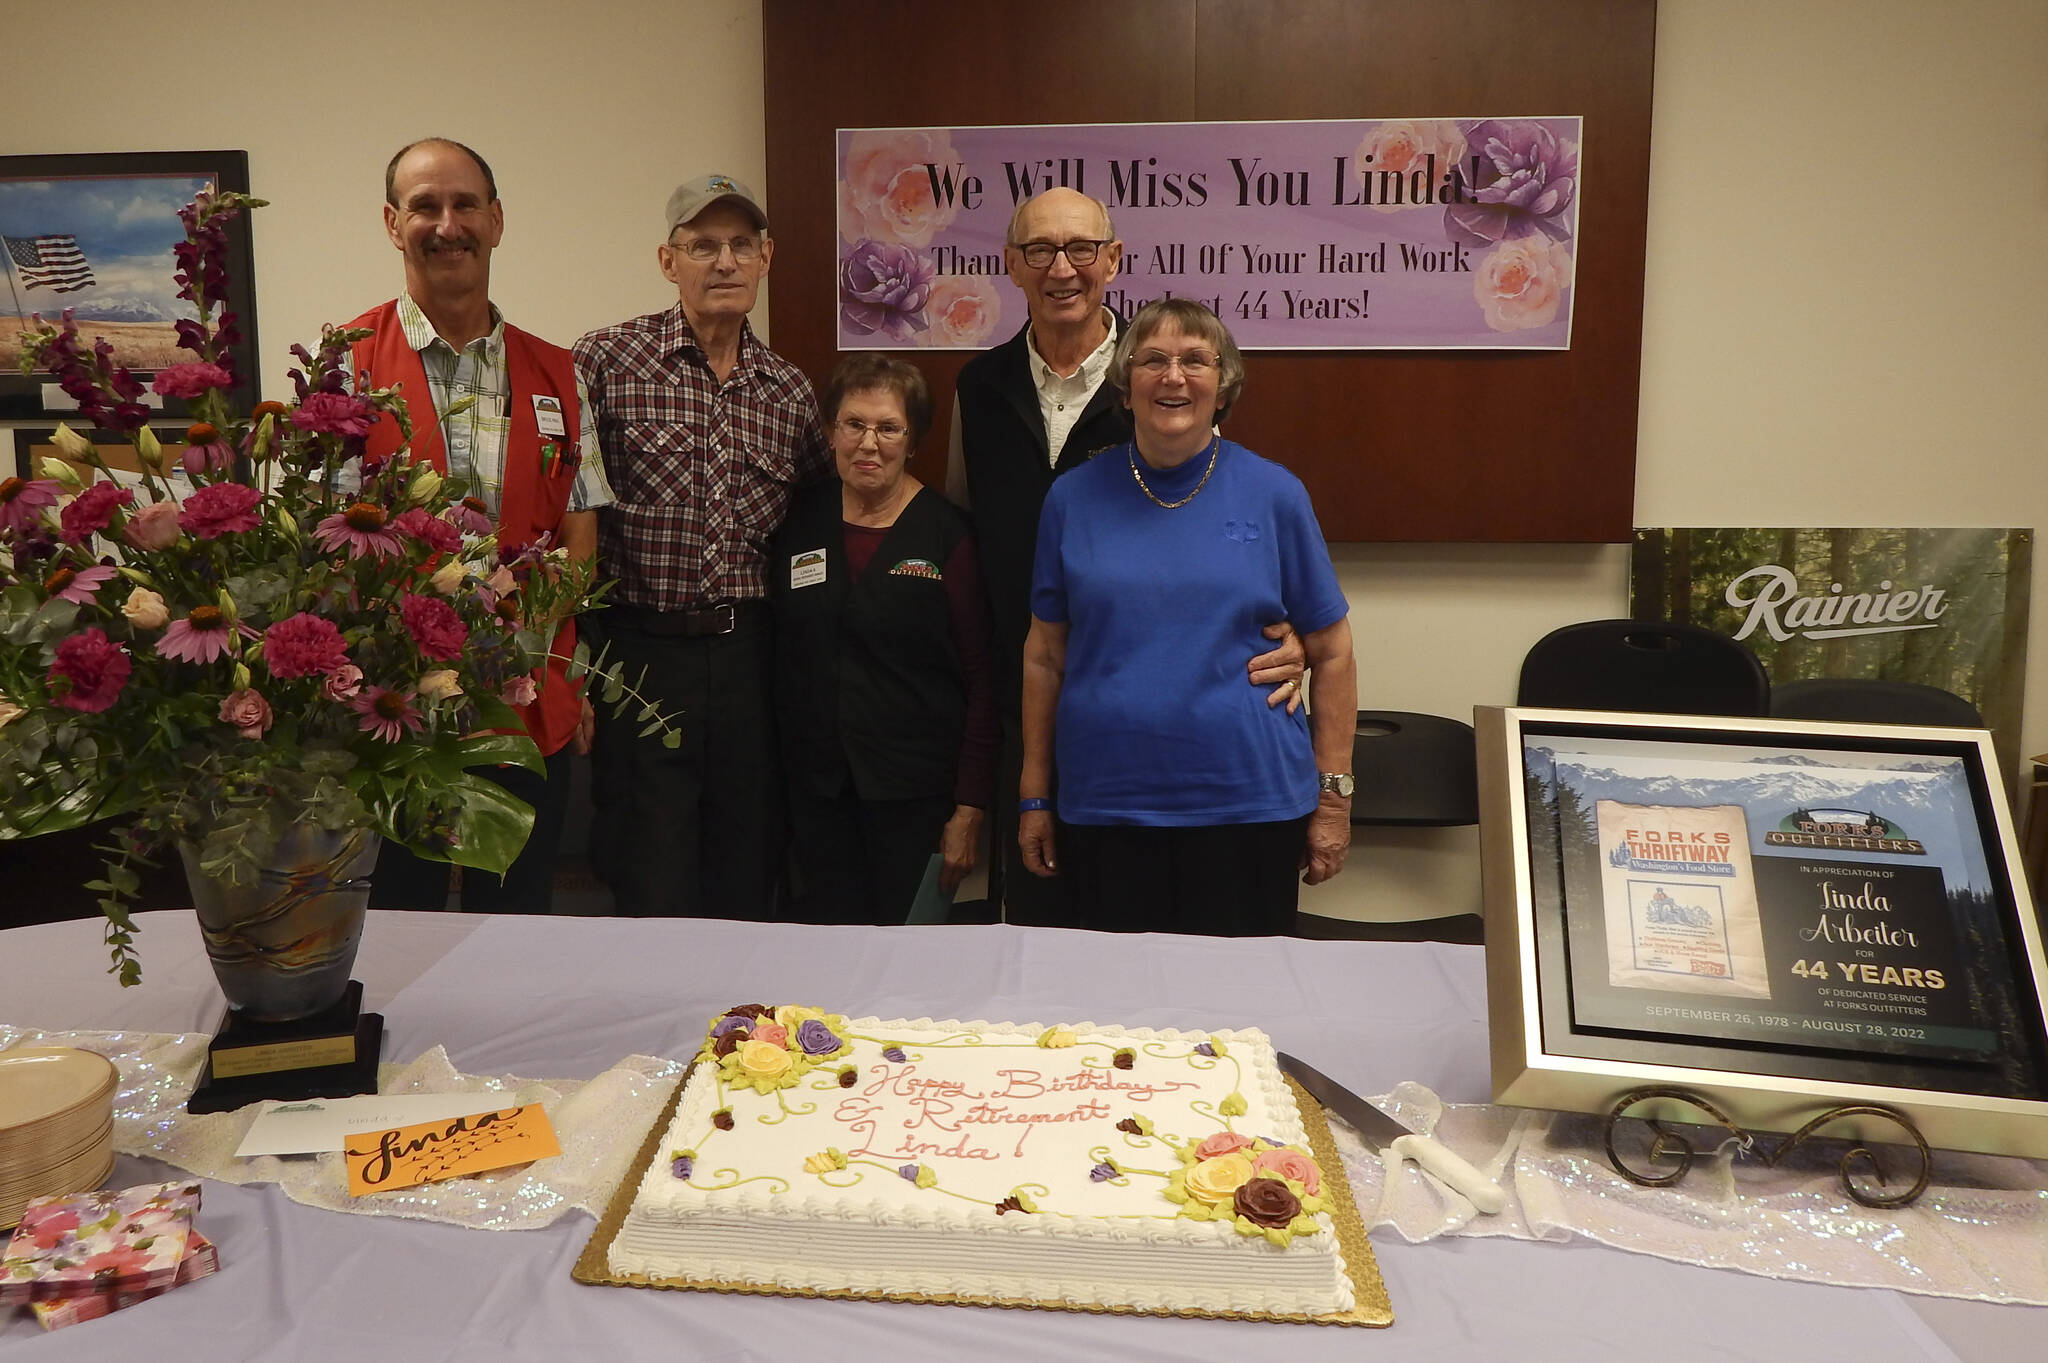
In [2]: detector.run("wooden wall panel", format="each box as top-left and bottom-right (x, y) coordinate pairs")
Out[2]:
(764, 0), (1655, 542)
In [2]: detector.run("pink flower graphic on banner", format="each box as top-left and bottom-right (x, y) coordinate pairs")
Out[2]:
(1350, 120), (1469, 213)
(838, 129), (961, 247)
(841, 239), (936, 342)
(1473, 236), (1575, 332)
(1445, 120), (1578, 246)
(922, 275), (1002, 348)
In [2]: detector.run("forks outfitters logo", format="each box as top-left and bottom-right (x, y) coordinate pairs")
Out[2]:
(1763, 807), (1926, 855)
(1724, 565), (1950, 643)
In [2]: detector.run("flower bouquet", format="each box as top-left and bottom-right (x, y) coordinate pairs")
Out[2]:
(0, 189), (661, 985)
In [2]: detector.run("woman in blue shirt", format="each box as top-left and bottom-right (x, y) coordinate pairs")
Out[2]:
(1017, 299), (1355, 935)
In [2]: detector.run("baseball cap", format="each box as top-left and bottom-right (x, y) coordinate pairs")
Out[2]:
(665, 174), (769, 235)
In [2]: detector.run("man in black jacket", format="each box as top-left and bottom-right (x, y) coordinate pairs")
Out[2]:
(947, 188), (1304, 926)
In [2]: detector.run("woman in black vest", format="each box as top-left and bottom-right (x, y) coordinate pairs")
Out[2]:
(771, 354), (998, 923)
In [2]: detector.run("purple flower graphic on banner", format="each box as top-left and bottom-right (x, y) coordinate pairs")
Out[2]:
(840, 239), (935, 342)
(1445, 120), (1578, 246)
(839, 129), (961, 247)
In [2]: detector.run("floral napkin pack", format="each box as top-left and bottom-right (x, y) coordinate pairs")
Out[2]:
(1, 1182), (216, 1330)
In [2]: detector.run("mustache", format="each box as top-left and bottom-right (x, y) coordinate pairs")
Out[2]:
(422, 236), (479, 255)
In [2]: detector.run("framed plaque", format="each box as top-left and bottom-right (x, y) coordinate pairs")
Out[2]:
(1477, 707), (2048, 1159)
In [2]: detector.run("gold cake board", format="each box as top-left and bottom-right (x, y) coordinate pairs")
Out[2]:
(573, 1068), (1392, 1327)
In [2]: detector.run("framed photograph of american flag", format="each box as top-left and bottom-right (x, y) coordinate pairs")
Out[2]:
(0, 150), (258, 421)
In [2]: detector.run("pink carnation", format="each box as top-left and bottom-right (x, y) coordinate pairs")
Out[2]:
(150, 362), (235, 398)
(178, 481), (263, 539)
(218, 687), (273, 739)
(1193, 1132), (1256, 1160)
(58, 481), (134, 545)
(399, 593), (468, 661)
(263, 612), (349, 678)
(48, 627), (132, 712)
(290, 391), (376, 438)
(393, 506), (462, 554)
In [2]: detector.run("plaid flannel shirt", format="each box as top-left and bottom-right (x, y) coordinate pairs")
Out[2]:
(573, 304), (827, 610)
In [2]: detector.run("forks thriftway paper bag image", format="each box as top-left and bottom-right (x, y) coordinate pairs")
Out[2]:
(1597, 800), (1772, 999)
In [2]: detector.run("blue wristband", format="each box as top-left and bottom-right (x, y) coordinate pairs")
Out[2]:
(1018, 797), (1051, 813)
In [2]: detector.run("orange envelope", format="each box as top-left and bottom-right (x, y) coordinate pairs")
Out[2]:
(344, 1103), (560, 1196)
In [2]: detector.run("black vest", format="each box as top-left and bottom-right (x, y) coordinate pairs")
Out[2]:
(954, 322), (1132, 720)
(771, 483), (971, 802)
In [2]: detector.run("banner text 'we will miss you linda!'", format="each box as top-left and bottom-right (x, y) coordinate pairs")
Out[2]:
(835, 117), (1582, 352)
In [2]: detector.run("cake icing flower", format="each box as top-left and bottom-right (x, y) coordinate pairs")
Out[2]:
(1183, 1152), (1256, 1205)
(1036, 1027), (1077, 1048)
(703, 1003), (856, 1094)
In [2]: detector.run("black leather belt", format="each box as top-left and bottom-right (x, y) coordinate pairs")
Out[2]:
(603, 601), (762, 637)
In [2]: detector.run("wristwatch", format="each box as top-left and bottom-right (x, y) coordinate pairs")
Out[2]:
(1317, 772), (1355, 798)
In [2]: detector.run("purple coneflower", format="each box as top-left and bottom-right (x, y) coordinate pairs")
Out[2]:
(43, 563), (119, 604)
(0, 477), (61, 534)
(350, 685), (423, 742)
(157, 605), (235, 664)
(313, 501), (405, 558)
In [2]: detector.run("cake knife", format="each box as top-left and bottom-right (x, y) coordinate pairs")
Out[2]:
(1276, 1052), (1509, 1215)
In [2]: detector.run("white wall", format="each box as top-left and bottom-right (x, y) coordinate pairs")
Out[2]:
(8, 0), (2044, 922)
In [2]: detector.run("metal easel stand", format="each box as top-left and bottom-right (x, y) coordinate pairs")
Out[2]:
(1599, 1085), (1932, 1209)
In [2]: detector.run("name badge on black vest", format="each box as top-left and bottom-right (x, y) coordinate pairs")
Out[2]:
(790, 548), (828, 589)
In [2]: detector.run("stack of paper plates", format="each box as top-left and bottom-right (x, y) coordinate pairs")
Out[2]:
(0, 1049), (118, 1230)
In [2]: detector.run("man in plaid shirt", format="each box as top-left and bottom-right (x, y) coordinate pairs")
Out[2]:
(352, 137), (614, 915)
(574, 174), (829, 917)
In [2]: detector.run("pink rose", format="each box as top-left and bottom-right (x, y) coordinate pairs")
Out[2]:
(122, 499), (182, 551)
(750, 1022), (789, 1047)
(1350, 120), (1470, 214)
(218, 687), (273, 739)
(1194, 1131), (1256, 1160)
(924, 276), (1002, 348)
(838, 129), (961, 247)
(500, 675), (537, 707)
(1473, 236), (1575, 332)
(322, 663), (365, 702)
(1250, 1146), (1321, 1195)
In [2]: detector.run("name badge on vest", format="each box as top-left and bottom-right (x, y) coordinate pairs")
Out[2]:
(789, 548), (828, 590)
(531, 393), (567, 439)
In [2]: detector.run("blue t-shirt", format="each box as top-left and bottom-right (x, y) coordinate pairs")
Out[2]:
(1030, 439), (1349, 826)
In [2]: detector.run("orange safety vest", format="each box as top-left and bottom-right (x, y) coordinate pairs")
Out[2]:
(348, 300), (583, 756)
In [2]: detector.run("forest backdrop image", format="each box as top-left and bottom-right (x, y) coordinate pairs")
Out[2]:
(1630, 528), (2031, 777)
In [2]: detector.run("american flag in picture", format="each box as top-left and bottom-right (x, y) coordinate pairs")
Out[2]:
(5, 233), (96, 292)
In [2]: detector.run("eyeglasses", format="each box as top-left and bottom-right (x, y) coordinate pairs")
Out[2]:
(1132, 349), (1220, 376)
(1012, 238), (1110, 269)
(835, 417), (909, 445)
(670, 234), (762, 263)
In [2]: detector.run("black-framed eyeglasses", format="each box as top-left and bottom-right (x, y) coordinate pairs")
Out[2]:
(670, 235), (762, 263)
(835, 417), (909, 445)
(1013, 238), (1110, 269)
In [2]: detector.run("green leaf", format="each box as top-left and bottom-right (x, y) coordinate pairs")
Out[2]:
(432, 773), (535, 874)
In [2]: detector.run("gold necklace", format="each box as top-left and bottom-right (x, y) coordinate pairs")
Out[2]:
(1128, 435), (1219, 509)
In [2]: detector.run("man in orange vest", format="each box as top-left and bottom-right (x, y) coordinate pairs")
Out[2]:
(350, 137), (614, 913)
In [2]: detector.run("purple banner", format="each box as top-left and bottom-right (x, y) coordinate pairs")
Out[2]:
(834, 118), (1581, 351)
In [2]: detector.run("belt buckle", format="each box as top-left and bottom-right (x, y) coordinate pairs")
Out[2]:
(703, 601), (736, 636)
